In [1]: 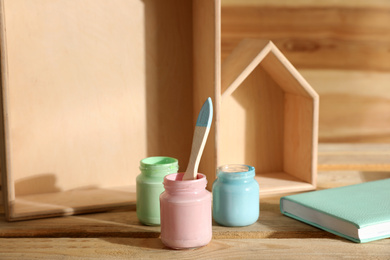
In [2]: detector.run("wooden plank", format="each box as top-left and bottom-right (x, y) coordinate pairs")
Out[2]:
(222, 0), (390, 8)
(220, 39), (317, 99)
(0, 195), (320, 239)
(255, 173), (314, 196)
(261, 46), (317, 99)
(317, 170), (390, 191)
(284, 94), (317, 185)
(318, 143), (390, 171)
(0, 209), (161, 238)
(1, 0), (150, 200)
(193, 0), (220, 189)
(301, 69), (390, 143)
(220, 39), (271, 98)
(141, 0), (195, 169)
(0, 0), (146, 219)
(0, 238), (389, 259)
(9, 186), (136, 221)
(221, 3), (390, 72)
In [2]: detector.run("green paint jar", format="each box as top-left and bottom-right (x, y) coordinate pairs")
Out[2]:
(136, 156), (178, 225)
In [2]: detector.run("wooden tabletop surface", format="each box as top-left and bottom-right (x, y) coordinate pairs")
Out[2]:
(1, 145), (389, 259)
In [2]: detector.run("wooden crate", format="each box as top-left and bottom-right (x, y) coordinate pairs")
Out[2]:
(0, 0), (220, 221)
(217, 39), (319, 195)
(0, 0), (319, 221)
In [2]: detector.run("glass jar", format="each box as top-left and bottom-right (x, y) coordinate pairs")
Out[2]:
(136, 156), (178, 225)
(160, 173), (212, 249)
(212, 164), (259, 226)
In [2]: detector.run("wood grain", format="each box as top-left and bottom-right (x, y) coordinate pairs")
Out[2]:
(0, 0), (219, 220)
(0, 237), (389, 259)
(222, 0), (390, 8)
(221, 1), (390, 144)
(301, 69), (390, 143)
(220, 39), (271, 98)
(183, 126), (211, 180)
(2, 0), (149, 198)
(193, 0), (221, 190)
(0, 194), (318, 239)
(2, 170), (388, 239)
(221, 3), (390, 72)
(0, 170), (390, 258)
(220, 64), (285, 172)
(318, 143), (390, 171)
(283, 94), (316, 185)
(218, 39), (318, 194)
(9, 186), (136, 221)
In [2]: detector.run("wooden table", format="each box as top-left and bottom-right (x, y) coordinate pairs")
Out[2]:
(0, 144), (389, 259)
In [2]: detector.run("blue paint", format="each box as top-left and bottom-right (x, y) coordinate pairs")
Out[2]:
(196, 97), (213, 127)
(212, 164), (259, 227)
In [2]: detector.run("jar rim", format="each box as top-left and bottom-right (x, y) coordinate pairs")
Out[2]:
(217, 164), (255, 179)
(163, 173), (207, 190)
(218, 164), (253, 173)
(140, 156), (178, 167)
(140, 156), (178, 174)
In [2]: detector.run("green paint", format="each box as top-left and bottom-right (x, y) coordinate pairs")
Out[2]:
(136, 157), (178, 225)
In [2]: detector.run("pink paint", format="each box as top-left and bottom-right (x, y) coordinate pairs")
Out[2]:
(160, 173), (212, 249)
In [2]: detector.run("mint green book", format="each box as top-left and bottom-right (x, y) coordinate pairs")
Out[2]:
(280, 178), (390, 243)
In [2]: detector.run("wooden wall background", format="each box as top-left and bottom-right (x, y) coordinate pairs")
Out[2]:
(1, 0), (390, 202)
(222, 0), (390, 143)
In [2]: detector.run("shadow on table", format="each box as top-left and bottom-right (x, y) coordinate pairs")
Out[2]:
(258, 201), (340, 240)
(101, 237), (170, 250)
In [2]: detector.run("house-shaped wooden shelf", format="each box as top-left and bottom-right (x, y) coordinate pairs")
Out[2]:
(216, 39), (319, 195)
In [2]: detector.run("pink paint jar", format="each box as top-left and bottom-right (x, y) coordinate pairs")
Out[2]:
(160, 173), (212, 249)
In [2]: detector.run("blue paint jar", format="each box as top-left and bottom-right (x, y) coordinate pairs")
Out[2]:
(212, 164), (259, 226)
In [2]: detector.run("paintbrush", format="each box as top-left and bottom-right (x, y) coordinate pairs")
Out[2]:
(182, 97), (213, 180)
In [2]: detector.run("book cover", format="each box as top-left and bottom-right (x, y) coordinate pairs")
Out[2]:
(280, 178), (390, 243)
